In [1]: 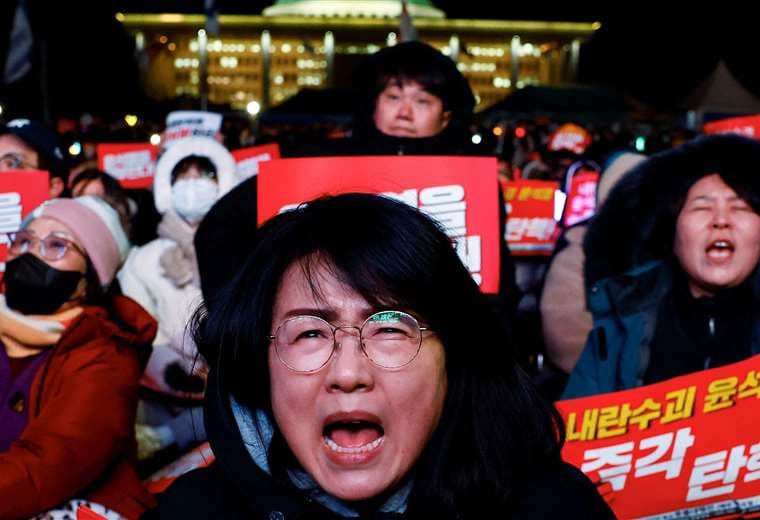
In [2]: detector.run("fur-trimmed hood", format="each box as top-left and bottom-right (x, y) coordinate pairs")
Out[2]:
(583, 134), (760, 288)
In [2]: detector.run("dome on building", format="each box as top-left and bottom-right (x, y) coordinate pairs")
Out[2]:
(263, 0), (445, 19)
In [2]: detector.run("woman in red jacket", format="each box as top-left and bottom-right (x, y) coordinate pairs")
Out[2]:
(0, 196), (157, 519)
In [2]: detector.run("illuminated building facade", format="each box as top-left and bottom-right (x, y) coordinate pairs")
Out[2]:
(120, 1), (597, 112)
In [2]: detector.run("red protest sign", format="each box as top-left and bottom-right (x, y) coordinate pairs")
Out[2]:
(232, 143), (280, 180)
(563, 170), (600, 227)
(548, 123), (592, 155)
(0, 170), (50, 281)
(703, 115), (760, 138)
(144, 442), (215, 494)
(258, 156), (501, 293)
(76, 506), (106, 520)
(97, 143), (158, 189)
(502, 179), (559, 256)
(557, 354), (760, 519)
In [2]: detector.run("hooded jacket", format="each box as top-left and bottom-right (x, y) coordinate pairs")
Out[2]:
(0, 296), (157, 519)
(563, 135), (760, 398)
(119, 138), (240, 398)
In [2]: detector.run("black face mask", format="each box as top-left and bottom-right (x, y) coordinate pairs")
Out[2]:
(4, 253), (84, 315)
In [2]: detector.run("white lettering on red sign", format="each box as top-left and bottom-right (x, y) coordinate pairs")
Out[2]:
(581, 427), (695, 492)
(507, 217), (556, 242)
(386, 185), (482, 286)
(0, 192), (23, 273)
(551, 133), (586, 153)
(566, 180), (597, 226)
(103, 150), (154, 180)
(687, 442), (760, 501)
(0, 192), (22, 235)
(277, 184), (483, 286)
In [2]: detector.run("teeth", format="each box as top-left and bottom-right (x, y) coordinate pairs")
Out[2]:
(713, 241), (730, 249)
(324, 435), (384, 454)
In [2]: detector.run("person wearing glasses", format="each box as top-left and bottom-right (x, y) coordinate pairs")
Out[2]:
(146, 194), (612, 519)
(0, 119), (69, 198)
(0, 196), (157, 519)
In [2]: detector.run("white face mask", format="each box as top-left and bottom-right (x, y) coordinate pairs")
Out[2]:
(171, 177), (219, 224)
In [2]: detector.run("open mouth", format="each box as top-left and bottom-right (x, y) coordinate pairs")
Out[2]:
(706, 239), (735, 260)
(323, 418), (385, 454)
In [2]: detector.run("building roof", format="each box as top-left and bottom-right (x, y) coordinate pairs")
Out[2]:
(263, 0), (444, 19)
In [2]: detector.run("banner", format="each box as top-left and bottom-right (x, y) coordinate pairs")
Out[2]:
(97, 143), (158, 189)
(232, 143), (280, 180)
(144, 442), (215, 494)
(557, 354), (760, 519)
(563, 170), (600, 227)
(703, 115), (760, 138)
(502, 179), (559, 256)
(163, 110), (222, 148)
(258, 156), (501, 293)
(0, 170), (50, 279)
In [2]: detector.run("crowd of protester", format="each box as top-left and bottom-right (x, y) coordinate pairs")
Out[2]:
(0, 40), (757, 519)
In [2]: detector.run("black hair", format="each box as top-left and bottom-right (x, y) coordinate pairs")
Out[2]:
(71, 169), (132, 234)
(170, 155), (218, 184)
(0, 127), (68, 185)
(643, 134), (760, 261)
(362, 42), (473, 114)
(352, 41), (476, 143)
(585, 134), (760, 285)
(195, 193), (563, 516)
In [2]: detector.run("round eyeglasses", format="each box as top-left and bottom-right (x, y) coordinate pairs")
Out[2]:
(268, 310), (429, 372)
(8, 230), (85, 261)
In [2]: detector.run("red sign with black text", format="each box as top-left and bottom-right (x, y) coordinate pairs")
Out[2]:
(232, 143), (280, 180)
(0, 170), (50, 279)
(97, 143), (158, 189)
(258, 156), (501, 293)
(557, 355), (760, 519)
(502, 179), (559, 256)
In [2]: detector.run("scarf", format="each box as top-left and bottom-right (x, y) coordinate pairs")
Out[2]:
(0, 295), (82, 357)
(157, 211), (200, 289)
(230, 397), (412, 517)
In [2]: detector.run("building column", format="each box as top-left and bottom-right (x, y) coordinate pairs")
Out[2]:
(261, 30), (272, 110)
(510, 35), (521, 89)
(324, 31), (335, 88)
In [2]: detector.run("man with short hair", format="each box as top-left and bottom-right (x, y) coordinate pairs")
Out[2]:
(0, 119), (68, 198)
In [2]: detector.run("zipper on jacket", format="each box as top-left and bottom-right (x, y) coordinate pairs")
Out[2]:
(597, 327), (607, 360)
(704, 316), (716, 369)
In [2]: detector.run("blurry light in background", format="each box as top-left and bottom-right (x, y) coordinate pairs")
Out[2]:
(150, 133), (161, 146)
(515, 127), (526, 139)
(471, 134), (482, 145)
(68, 142), (82, 156)
(0, 104), (3, 116)
(124, 114), (138, 127)
(493, 127), (503, 137)
(635, 136), (646, 152)
(246, 101), (261, 116)
(592, 21), (602, 31)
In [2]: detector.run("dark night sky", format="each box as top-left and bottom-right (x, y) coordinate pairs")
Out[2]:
(1, 2), (758, 118)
